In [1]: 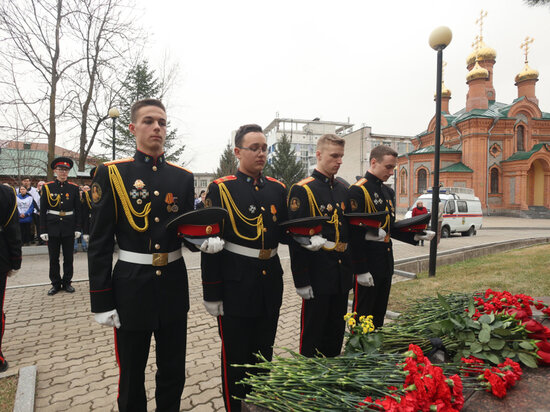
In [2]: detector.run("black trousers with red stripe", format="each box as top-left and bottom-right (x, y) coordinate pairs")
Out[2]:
(352, 248), (394, 328)
(0, 273), (6, 365)
(47, 235), (74, 287)
(113, 317), (187, 412)
(218, 312), (279, 412)
(300, 292), (349, 358)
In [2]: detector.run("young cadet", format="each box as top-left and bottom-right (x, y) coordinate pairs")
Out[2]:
(40, 157), (82, 295)
(201, 124), (288, 411)
(0, 184), (22, 372)
(286, 134), (353, 358)
(87, 99), (222, 412)
(349, 145), (435, 328)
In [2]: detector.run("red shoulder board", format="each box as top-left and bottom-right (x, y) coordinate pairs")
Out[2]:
(167, 161), (192, 174)
(266, 176), (286, 188)
(296, 177), (314, 186)
(68, 182), (79, 187)
(353, 178), (367, 186)
(104, 157), (134, 166)
(213, 175), (237, 184)
(45, 181), (55, 185)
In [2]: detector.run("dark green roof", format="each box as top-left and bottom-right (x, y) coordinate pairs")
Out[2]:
(0, 148), (92, 177)
(502, 143), (550, 162)
(439, 162), (473, 173)
(406, 145), (462, 156)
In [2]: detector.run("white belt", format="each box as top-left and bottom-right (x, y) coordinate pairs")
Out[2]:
(47, 210), (73, 216)
(224, 241), (278, 260)
(322, 241), (348, 252)
(118, 249), (182, 266)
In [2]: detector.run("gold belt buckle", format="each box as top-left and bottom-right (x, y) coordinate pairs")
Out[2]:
(152, 253), (168, 266)
(59, 211), (66, 217)
(334, 242), (348, 252)
(258, 249), (272, 260)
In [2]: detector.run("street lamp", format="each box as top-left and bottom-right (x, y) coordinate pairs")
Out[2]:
(109, 107), (120, 160)
(428, 26), (452, 278)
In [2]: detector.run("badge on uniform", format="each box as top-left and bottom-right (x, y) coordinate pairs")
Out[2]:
(91, 183), (102, 203)
(289, 197), (300, 212)
(249, 205), (257, 214)
(326, 203), (333, 212)
(65, 193), (70, 199)
(132, 179), (149, 205)
(165, 193), (179, 213)
(341, 202), (346, 211)
(271, 204), (277, 222)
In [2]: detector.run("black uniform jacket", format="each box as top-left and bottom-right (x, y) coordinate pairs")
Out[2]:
(87, 151), (194, 330)
(348, 171), (417, 275)
(0, 185), (22, 273)
(39, 179), (81, 237)
(81, 190), (92, 235)
(201, 171), (288, 318)
(287, 170), (353, 295)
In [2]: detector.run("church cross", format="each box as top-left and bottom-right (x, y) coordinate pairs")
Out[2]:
(476, 10), (488, 41)
(520, 36), (534, 64)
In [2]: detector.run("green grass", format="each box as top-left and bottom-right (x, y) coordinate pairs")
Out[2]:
(389, 243), (550, 313)
(0, 375), (18, 412)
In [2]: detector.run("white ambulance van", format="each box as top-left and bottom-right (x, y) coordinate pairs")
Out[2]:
(405, 187), (483, 238)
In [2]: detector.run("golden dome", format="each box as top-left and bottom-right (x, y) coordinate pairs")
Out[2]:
(515, 62), (539, 83)
(466, 61), (489, 82)
(466, 40), (497, 65)
(435, 81), (452, 99)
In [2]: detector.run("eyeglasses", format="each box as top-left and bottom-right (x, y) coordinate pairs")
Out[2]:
(238, 145), (268, 154)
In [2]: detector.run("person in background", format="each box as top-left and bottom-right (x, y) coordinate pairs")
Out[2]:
(411, 201), (429, 246)
(19, 178), (41, 244)
(0, 184), (23, 372)
(195, 190), (206, 209)
(16, 185), (35, 245)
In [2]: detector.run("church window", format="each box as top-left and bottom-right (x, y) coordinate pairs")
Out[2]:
(516, 125), (525, 152)
(417, 168), (427, 193)
(400, 169), (407, 194)
(490, 168), (499, 194)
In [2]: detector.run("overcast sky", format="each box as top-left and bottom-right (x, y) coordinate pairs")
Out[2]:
(135, 0), (550, 172)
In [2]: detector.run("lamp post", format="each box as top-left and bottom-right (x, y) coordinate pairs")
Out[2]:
(428, 26), (452, 277)
(108, 107), (120, 160)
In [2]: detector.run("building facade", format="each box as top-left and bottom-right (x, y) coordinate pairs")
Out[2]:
(396, 38), (550, 216)
(264, 117), (353, 175)
(193, 172), (216, 196)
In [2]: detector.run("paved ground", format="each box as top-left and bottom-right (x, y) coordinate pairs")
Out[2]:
(2, 216), (550, 411)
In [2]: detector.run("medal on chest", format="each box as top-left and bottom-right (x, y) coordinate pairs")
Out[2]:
(131, 179), (149, 205)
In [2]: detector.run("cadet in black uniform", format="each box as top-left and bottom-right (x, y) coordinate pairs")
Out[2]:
(287, 134), (353, 358)
(40, 157), (82, 295)
(201, 124), (288, 412)
(88, 99), (203, 412)
(349, 145), (434, 328)
(80, 167), (96, 251)
(0, 184), (23, 372)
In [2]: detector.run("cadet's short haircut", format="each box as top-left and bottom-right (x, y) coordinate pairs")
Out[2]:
(235, 124), (263, 148)
(130, 99), (166, 123)
(317, 134), (345, 150)
(370, 145), (398, 162)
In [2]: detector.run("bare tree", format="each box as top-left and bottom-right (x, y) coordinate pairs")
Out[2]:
(0, 0), (83, 180)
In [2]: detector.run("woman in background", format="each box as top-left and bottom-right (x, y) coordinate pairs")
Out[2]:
(17, 185), (34, 245)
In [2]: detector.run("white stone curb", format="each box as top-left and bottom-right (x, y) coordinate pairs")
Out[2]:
(13, 365), (36, 412)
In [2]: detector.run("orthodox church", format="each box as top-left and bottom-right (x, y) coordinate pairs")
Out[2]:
(396, 33), (550, 217)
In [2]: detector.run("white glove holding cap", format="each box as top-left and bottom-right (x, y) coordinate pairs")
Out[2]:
(414, 230), (436, 242)
(40, 233), (49, 242)
(94, 309), (121, 328)
(203, 300), (224, 316)
(199, 237), (225, 254)
(356, 272), (375, 287)
(296, 285), (315, 300)
(74, 231), (82, 239)
(365, 228), (386, 242)
(300, 235), (327, 252)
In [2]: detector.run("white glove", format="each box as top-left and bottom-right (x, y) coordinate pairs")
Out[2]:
(94, 309), (121, 328)
(414, 230), (436, 242)
(83, 234), (90, 243)
(365, 228), (386, 242)
(296, 285), (314, 300)
(356, 272), (374, 287)
(7, 269), (19, 277)
(300, 235), (327, 252)
(203, 300), (224, 316)
(199, 237), (225, 254)
(74, 231), (82, 239)
(40, 233), (49, 242)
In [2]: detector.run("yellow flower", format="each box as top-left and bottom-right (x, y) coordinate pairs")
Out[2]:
(359, 315), (366, 323)
(348, 318), (356, 327)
